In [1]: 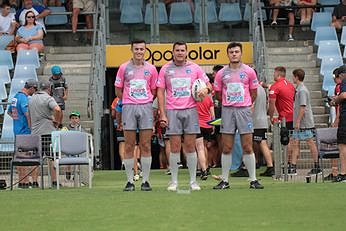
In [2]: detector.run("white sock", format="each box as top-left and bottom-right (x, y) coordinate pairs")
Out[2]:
(169, 153), (180, 183)
(221, 153), (232, 182)
(124, 158), (134, 183)
(141, 156), (152, 183)
(243, 153), (256, 181)
(186, 152), (197, 183)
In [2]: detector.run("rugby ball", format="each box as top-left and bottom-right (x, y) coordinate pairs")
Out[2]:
(192, 79), (207, 102)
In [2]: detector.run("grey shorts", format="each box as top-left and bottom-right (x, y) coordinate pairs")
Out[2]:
(166, 108), (200, 135)
(122, 103), (153, 130)
(220, 106), (254, 135)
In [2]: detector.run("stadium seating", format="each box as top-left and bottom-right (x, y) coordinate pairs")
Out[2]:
(45, 6), (68, 25)
(317, 40), (342, 60)
(120, 2), (143, 24)
(0, 34), (14, 50)
(13, 65), (38, 81)
(315, 127), (339, 182)
(10, 134), (44, 190)
(318, 0), (340, 13)
(15, 49), (40, 68)
(218, 3), (242, 23)
(8, 79), (26, 100)
(194, 1), (218, 23)
(120, 0), (143, 11)
(320, 56), (343, 76)
(144, 2), (168, 25)
(0, 112), (14, 141)
(52, 131), (94, 189)
(314, 26), (338, 46)
(322, 72), (336, 92)
(0, 50), (14, 70)
(169, 2), (193, 24)
(0, 65), (11, 84)
(311, 12), (332, 32)
(341, 26), (346, 46)
(243, 2), (267, 22)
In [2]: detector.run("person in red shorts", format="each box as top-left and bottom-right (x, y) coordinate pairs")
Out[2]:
(268, 66), (295, 173)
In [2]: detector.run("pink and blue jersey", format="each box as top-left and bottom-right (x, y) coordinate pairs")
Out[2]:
(114, 60), (158, 105)
(214, 63), (258, 107)
(156, 61), (209, 110)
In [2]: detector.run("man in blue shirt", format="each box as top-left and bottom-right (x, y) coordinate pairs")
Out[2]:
(334, 65), (346, 182)
(8, 79), (38, 189)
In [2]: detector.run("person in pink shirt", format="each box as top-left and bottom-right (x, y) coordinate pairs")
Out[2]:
(114, 39), (158, 192)
(213, 42), (263, 190)
(157, 41), (212, 192)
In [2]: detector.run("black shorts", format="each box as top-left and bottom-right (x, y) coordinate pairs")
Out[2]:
(337, 118), (346, 144)
(253, 129), (267, 142)
(116, 130), (125, 142)
(196, 128), (213, 141)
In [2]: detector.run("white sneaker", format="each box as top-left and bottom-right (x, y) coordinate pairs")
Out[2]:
(190, 181), (201, 191)
(167, 182), (178, 191)
(288, 35), (294, 41)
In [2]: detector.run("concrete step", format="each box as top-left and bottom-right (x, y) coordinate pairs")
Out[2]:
(313, 114), (329, 123)
(266, 40), (313, 48)
(267, 46), (313, 55)
(267, 53), (317, 62)
(315, 123), (328, 128)
(267, 60), (317, 68)
(310, 91), (322, 99)
(312, 106), (326, 114)
(45, 53), (92, 62)
(305, 82), (322, 91)
(38, 74), (90, 84)
(45, 46), (92, 54)
(311, 98), (325, 106)
(43, 63), (91, 75)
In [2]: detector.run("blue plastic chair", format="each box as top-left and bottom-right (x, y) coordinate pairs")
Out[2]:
(341, 26), (346, 46)
(1, 111), (14, 141)
(311, 12), (332, 32)
(13, 65), (38, 81)
(0, 82), (7, 101)
(194, 1), (218, 23)
(120, 0), (143, 11)
(120, 2), (143, 24)
(0, 65), (11, 84)
(314, 26), (338, 46)
(344, 46), (346, 58)
(169, 2), (193, 24)
(0, 50), (14, 70)
(144, 2), (168, 25)
(320, 56), (344, 76)
(218, 3), (242, 22)
(15, 50), (40, 68)
(0, 34), (14, 50)
(8, 79), (26, 100)
(317, 40), (342, 60)
(322, 72), (336, 92)
(243, 2), (267, 22)
(45, 6), (68, 25)
(318, 0), (340, 13)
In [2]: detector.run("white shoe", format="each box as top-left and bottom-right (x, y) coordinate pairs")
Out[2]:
(190, 181), (201, 191)
(167, 182), (178, 191)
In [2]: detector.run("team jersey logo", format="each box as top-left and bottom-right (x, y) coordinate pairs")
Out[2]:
(144, 70), (149, 76)
(239, 72), (246, 79)
(186, 68), (191, 74)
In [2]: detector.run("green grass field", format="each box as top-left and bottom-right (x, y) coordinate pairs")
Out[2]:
(1, 169), (345, 231)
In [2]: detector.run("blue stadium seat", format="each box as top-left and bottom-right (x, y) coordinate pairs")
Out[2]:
(15, 49), (40, 68)
(322, 72), (336, 92)
(311, 12), (332, 32)
(0, 65), (11, 84)
(13, 65), (38, 81)
(0, 83), (7, 101)
(169, 2), (193, 24)
(8, 79), (26, 100)
(45, 6), (68, 25)
(314, 26), (338, 46)
(0, 34), (14, 50)
(0, 50), (14, 70)
(317, 40), (342, 60)
(194, 1), (218, 23)
(144, 2), (168, 24)
(344, 47), (346, 58)
(243, 2), (267, 22)
(318, 0), (340, 13)
(218, 3), (242, 22)
(120, 0), (143, 11)
(320, 56), (344, 77)
(120, 2), (143, 24)
(341, 26), (346, 46)
(0, 112), (14, 141)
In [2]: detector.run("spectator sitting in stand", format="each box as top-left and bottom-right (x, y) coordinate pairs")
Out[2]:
(15, 10), (45, 52)
(0, 1), (16, 35)
(270, 0), (296, 41)
(72, 0), (95, 43)
(331, 0), (346, 30)
(43, 0), (62, 6)
(296, 0), (316, 27)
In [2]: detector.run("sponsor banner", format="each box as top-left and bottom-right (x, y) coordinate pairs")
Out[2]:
(106, 42), (253, 67)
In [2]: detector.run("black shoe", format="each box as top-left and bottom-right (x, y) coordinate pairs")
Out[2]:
(32, 182), (39, 188)
(231, 168), (249, 177)
(123, 182), (135, 191)
(200, 170), (208, 181)
(213, 180), (230, 190)
(52, 181), (62, 188)
(288, 165), (297, 175)
(18, 183), (29, 189)
(334, 174), (346, 182)
(260, 167), (275, 177)
(196, 169), (202, 177)
(165, 169), (171, 175)
(324, 173), (337, 181)
(140, 181), (152, 191)
(250, 180), (264, 189)
(66, 172), (71, 180)
(307, 168), (322, 175)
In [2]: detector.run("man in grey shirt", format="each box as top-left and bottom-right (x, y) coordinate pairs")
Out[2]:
(291, 69), (321, 175)
(29, 79), (62, 187)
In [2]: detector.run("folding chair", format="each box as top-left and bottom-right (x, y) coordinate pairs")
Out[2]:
(52, 131), (94, 189)
(315, 128), (339, 182)
(10, 134), (44, 190)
